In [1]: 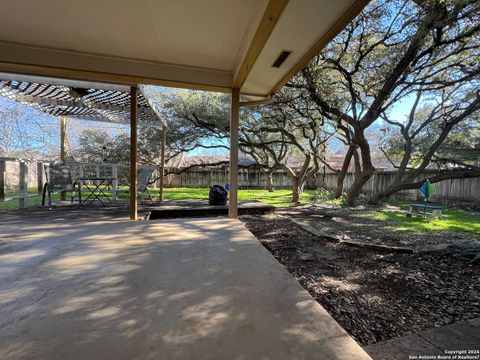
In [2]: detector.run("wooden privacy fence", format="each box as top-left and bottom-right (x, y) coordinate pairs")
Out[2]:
(165, 168), (479, 205)
(0, 157), (157, 209)
(1, 156), (478, 208)
(313, 171), (480, 205)
(163, 168), (291, 189)
(0, 157), (45, 207)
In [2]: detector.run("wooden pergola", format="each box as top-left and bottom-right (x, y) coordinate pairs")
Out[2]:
(0, 80), (163, 127)
(0, 78), (167, 207)
(0, 0), (369, 220)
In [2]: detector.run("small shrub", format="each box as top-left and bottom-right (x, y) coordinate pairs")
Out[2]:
(310, 187), (337, 205)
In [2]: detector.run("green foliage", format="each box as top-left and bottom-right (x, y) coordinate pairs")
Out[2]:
(360, 202), (480, 235)
(309, 187), (338, 204)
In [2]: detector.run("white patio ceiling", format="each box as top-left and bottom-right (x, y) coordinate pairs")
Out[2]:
(0, 0), (368, 97)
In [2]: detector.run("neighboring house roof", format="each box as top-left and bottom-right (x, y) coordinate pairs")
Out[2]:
(180, 155), (257, 168)
(328, 153), (390, 171)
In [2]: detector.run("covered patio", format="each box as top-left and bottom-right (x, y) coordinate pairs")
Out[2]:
(0, 0), (372, 358)
(0, 211), (371, 359)
(0, 0), (369, 219)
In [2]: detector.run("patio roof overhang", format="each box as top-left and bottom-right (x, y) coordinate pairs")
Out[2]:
(0, 0), (370, 220)
(0, 0), (369, 98)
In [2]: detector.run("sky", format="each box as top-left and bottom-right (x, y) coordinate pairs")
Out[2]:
(0, 88), (417, 159)
(0, 96), (128, 158)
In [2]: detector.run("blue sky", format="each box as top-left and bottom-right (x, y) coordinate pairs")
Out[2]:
(0, 89), (416, 158)
(0, 96), (128, 156)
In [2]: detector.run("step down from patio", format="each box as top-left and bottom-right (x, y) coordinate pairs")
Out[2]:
(147, 200), (274, 219)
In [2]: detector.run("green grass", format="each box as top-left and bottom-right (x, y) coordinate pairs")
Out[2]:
(0, 187), (313, 211)
(358, 201), (480, 235)
(162, 187), (315, 207)
(2, 187), (477, 235)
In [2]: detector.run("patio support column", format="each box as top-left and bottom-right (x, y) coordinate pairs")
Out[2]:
(37, 162), (43, 194)
(229, 88), (240, 218)
(130, 86), (138, 220)
(159, 125), (166, 202)
(60, 116), (67, 200)
(0, 159), (5, 201)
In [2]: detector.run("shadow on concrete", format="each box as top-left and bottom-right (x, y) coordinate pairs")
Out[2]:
(0, 213), (370, 359)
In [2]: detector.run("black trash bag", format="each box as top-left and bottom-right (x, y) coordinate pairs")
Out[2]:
(209, 185), (228, 205)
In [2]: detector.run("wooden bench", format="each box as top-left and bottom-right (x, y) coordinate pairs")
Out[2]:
(406, 203), (446, 219)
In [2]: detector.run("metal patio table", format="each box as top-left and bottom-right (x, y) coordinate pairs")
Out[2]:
(76, 176), (116, 207)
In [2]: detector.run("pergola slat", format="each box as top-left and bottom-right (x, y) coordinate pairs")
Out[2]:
(0, 80), (164, 128)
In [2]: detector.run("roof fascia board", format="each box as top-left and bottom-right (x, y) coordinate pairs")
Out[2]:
(233, 0), (289, 89)
(0, 42), (232, 92)
(270, 0), (370, 94)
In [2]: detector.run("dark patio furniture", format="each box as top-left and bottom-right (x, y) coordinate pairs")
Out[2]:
(76, 176), (116, 207)
(137, 168), (155, 205)
(41, 162), (79, 207)
(116, 168), (155, 205)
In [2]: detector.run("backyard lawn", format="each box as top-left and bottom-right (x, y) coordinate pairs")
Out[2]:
(0, 187), (315, 211)
(357, 202), (480, 235)
(1, 186), (478, 237)
(161, 187), (315, 207)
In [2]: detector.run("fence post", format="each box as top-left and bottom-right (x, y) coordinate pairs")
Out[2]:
(112, 165), (117, 204)
(78, 164), (84, 192)
(95, 165), (100, 186)
(19, 161), (28, 209)
(0, 160), (5, 201)
(37, 162), (43, 194)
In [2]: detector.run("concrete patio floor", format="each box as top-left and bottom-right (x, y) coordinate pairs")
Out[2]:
(0, 210), (371, 359)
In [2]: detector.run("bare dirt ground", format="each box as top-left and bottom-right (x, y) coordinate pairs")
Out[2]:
(241, 214), (480, 346)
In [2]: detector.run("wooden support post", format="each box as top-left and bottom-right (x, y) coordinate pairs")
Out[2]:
(95, 165), (100, 186)
(60, 116), (67, 200)
(112, 165), (118, 204)
(37, 162), (43, 194)
(19, 161), (28, 209)
(78, 164), (84, 193)
(130, 86), (138, 220)
(159, 126), (166, 202)
(229, 88), (240, 218)
(0, 160), (5, 201)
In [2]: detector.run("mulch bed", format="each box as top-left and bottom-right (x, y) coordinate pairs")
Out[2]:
(241, 214), (480, 346)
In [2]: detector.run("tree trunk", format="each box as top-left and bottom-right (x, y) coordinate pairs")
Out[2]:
(368, 185), (402, 205)
(368, 168), (480, 204)
(335, 145), (355, 198)
(265, 170), (275, 192)
(345, 132), (375, 206)
(353, 147), (361, 180)
(291, 177), (300, 203)
(284, 156), (310, 204)
(291, 176), (307, 203)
